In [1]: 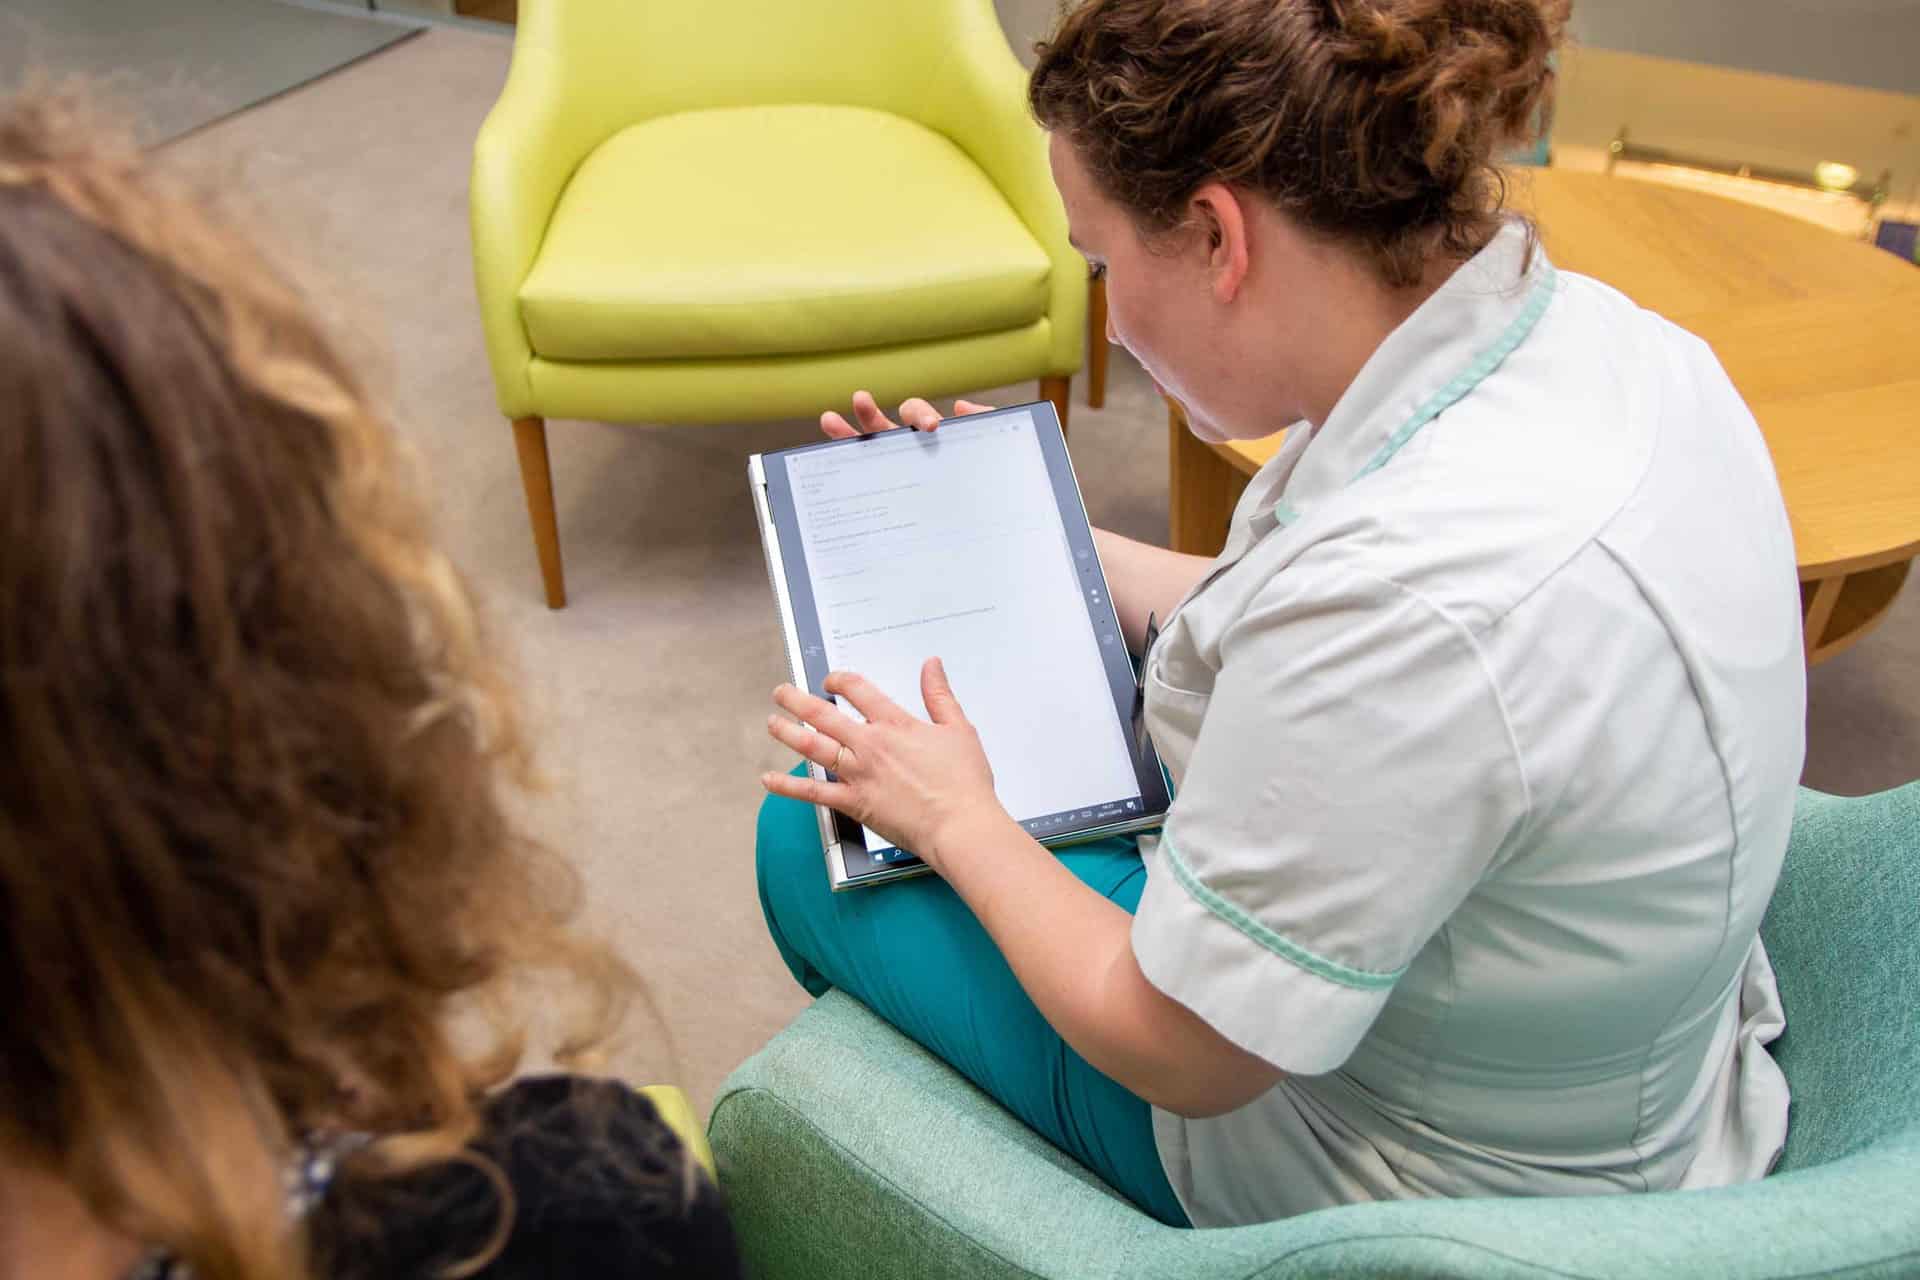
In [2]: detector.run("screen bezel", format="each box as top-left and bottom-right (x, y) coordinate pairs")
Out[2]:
(758, 400), (1171, 882)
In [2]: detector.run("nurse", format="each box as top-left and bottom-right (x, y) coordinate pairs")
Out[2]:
(758, 0), (1806, 1228)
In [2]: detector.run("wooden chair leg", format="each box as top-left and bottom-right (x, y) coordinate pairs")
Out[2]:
(1039, 375), (1071, 437)
(1087, 271), (1108, 409)
(511, 416), (567, 609)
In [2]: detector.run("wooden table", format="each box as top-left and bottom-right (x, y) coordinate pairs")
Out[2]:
(1168, 170), (1920, 664)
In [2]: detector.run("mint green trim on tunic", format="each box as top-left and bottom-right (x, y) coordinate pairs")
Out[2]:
(1159, 833), (1406, 992)
(1270, 263), (1562, 533)
(1354, 264), (1561, 482)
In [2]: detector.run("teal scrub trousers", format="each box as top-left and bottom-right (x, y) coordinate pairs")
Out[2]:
(756, 783), (1191, 1228)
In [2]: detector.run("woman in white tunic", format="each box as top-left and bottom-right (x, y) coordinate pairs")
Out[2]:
(757, 0), (1804, 1228)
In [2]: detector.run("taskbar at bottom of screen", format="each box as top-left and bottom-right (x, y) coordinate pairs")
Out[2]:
(851, 795), (1156, 873)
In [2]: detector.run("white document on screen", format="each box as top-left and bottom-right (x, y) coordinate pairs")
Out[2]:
(787, 411), (1140, 852)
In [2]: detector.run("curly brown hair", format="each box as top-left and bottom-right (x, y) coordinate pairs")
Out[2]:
(0, 90), (631, 1280)
(1030, 0), (1570, 287)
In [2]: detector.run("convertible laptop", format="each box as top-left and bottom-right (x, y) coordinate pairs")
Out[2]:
(749, 400), (1172, 889)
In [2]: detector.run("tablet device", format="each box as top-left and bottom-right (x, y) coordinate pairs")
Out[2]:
(749, 401), (1171, 890)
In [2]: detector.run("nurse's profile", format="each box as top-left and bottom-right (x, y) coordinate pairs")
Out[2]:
(758, 0), (1805, 1228)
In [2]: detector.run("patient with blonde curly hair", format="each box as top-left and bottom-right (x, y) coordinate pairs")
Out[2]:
(0, 93), (740, 1280)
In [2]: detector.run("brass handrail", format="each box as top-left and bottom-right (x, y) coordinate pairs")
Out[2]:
(1606, 126), (1891, 221)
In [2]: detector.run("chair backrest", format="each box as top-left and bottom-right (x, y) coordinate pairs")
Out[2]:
(514, 0), (1018, 139)
(1759, 784), (1920, 1172)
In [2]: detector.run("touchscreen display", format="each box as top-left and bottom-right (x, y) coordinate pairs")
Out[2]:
(769, 407), (1156, 871)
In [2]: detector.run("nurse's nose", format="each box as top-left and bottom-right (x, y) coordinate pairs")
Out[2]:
(1106, 313), (1118, 346)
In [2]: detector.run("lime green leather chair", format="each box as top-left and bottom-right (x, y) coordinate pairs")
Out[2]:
(471, 0), (1086, 607)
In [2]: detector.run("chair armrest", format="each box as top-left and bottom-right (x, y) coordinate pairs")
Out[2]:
(710, 992), (1167, 1279)
(1761, 784), (1920, 1171)
(469, 35), (605, 419)
(711, 992), (1920, 1280)
(637, 1085), (716, 1179)
(916, 1), (1086, 377)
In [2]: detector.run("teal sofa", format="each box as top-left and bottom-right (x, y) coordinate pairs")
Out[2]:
(710, 785), (1920, 1278)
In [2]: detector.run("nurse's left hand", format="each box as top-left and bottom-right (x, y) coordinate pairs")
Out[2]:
(763, 660), (1000, 875)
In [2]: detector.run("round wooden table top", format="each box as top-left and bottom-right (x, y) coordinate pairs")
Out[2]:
(1211, 169), (1920, 581)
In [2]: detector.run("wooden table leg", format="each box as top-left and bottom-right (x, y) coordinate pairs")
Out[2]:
(1167, 399), (1246, 555)
(1802, 560), (1911, 665)
(1801, 576), (1844, 662)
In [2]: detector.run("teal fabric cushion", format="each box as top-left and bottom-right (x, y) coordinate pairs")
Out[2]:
(712, 785), (1920, 1279)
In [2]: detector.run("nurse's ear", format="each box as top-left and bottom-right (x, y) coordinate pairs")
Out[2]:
(1187, 182), (1251, 305)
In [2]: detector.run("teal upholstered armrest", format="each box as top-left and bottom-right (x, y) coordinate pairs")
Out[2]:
(711, 993), (1920, 1280)
(710, 991), (1163, 1279)
(714, 787), (1920, 1279)
(1760, 785), (1920, 1172)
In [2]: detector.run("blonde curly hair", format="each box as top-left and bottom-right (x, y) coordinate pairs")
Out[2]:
(0, 89), (632, 1280)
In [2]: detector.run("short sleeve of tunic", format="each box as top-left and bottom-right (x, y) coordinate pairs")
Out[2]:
(1131, 560), (1532, 1076)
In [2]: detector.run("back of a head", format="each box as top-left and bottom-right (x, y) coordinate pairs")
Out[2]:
(1030, 0), (1571, 286)
(0, 93), (620, 1280)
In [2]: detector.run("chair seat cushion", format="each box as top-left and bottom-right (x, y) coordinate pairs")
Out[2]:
(519, 105), (1054, 361)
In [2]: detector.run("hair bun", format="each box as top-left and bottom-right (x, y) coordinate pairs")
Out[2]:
(1322, 0), (1569, 172)
(1320, 0), (1432, 67)
(1032, 0), (1571, 288)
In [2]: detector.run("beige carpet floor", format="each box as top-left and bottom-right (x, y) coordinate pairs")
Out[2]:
(157, 28), (1918, 1110)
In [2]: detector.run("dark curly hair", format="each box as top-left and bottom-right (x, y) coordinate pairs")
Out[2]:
(0, 91), (635, 1280)
(1030, 0), (1570, 286)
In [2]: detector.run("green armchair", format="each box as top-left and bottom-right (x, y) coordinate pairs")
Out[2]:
(710, 784), (1920, 1278)
(470, 0), (1085, 607)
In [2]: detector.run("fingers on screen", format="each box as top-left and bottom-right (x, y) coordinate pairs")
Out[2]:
(826, 392), (992, 438)
(766, 713), (839, 767)
(820, 410), (863, 439)
(919, 656), (965, 725)
(822, 671), (907, 724)
(772, 684), (867, 744)
(897, 397), (941, 431)
(850, 391), (898, 435)
(761, 768), (855, 810)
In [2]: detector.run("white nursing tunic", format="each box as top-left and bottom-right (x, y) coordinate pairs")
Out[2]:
(1133, 220), (1805, 1227)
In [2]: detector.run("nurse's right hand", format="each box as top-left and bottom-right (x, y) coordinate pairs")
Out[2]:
(820, 390), (996, 439)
